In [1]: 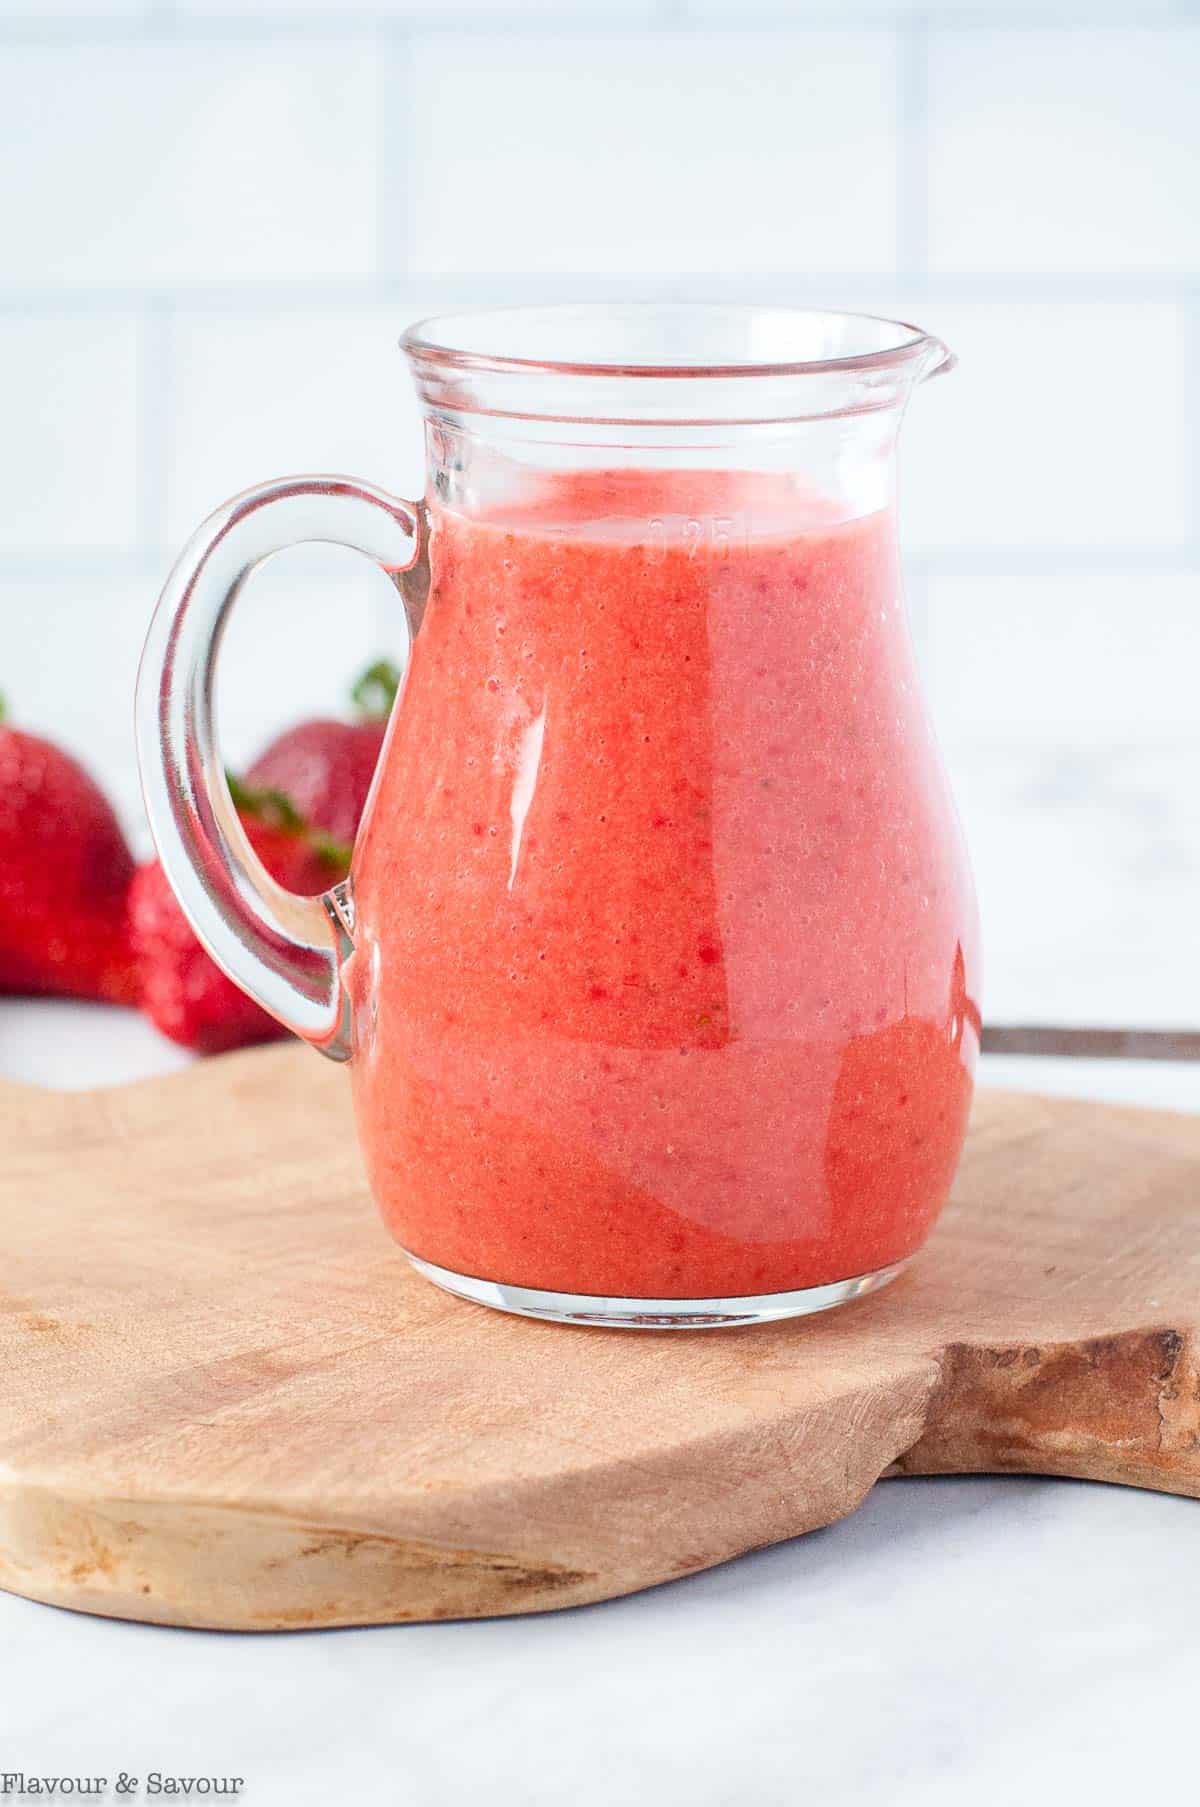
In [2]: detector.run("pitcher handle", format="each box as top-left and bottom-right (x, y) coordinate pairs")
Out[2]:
(135, 476), (421, 1062)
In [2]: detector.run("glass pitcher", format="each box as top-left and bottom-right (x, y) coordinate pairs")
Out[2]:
(137, 304), (980, 1329)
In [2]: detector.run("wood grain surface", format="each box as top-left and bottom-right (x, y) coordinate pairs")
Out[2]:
(0, 1047), (1196, 1630)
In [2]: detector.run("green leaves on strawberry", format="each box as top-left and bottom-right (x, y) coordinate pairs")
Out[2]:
(129, 783), (353, 1054)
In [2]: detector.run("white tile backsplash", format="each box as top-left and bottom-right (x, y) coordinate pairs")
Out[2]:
(903, 301), (1188, 553)
(405, 32), (899, 276)
(0, 44), (378, 287)
(3, 12), (1198, 1030)
(943, 739), (1200, 1027)
(166, 306), (430, 546)
(928, 28), (1200, 274)
(925, 573), (1200, 741)
(928, 569), (1200, 1025)
(0, 313), (140, 553)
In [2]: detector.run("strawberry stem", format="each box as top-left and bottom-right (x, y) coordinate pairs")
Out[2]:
(0, 694), (7, 725)
(226, 772), (305, 833)
(226, 771), (353, 872)
(313, 831), (355, 871)
(351, 659), (401, 720)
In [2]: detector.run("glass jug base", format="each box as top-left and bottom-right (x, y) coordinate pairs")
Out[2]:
(404, 1252), (911, 1330)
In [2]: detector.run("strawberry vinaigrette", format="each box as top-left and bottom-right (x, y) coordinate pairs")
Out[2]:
(347, 468), (980, 1301)
(139, 303), (980, 1326)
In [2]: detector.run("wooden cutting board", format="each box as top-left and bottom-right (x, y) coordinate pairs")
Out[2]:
(0, 1047), (1196, 1630)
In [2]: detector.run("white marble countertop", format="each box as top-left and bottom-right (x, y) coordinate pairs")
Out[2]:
(1, 1001), (1196, 1807)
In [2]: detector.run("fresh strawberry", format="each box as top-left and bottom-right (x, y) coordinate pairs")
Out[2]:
(0, 696), (139, 1005)
(130, 781), (351, 1054)
(244, 659), (400, 848)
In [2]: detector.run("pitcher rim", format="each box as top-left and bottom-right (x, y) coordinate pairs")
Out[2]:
(400, 303), (954, 385)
